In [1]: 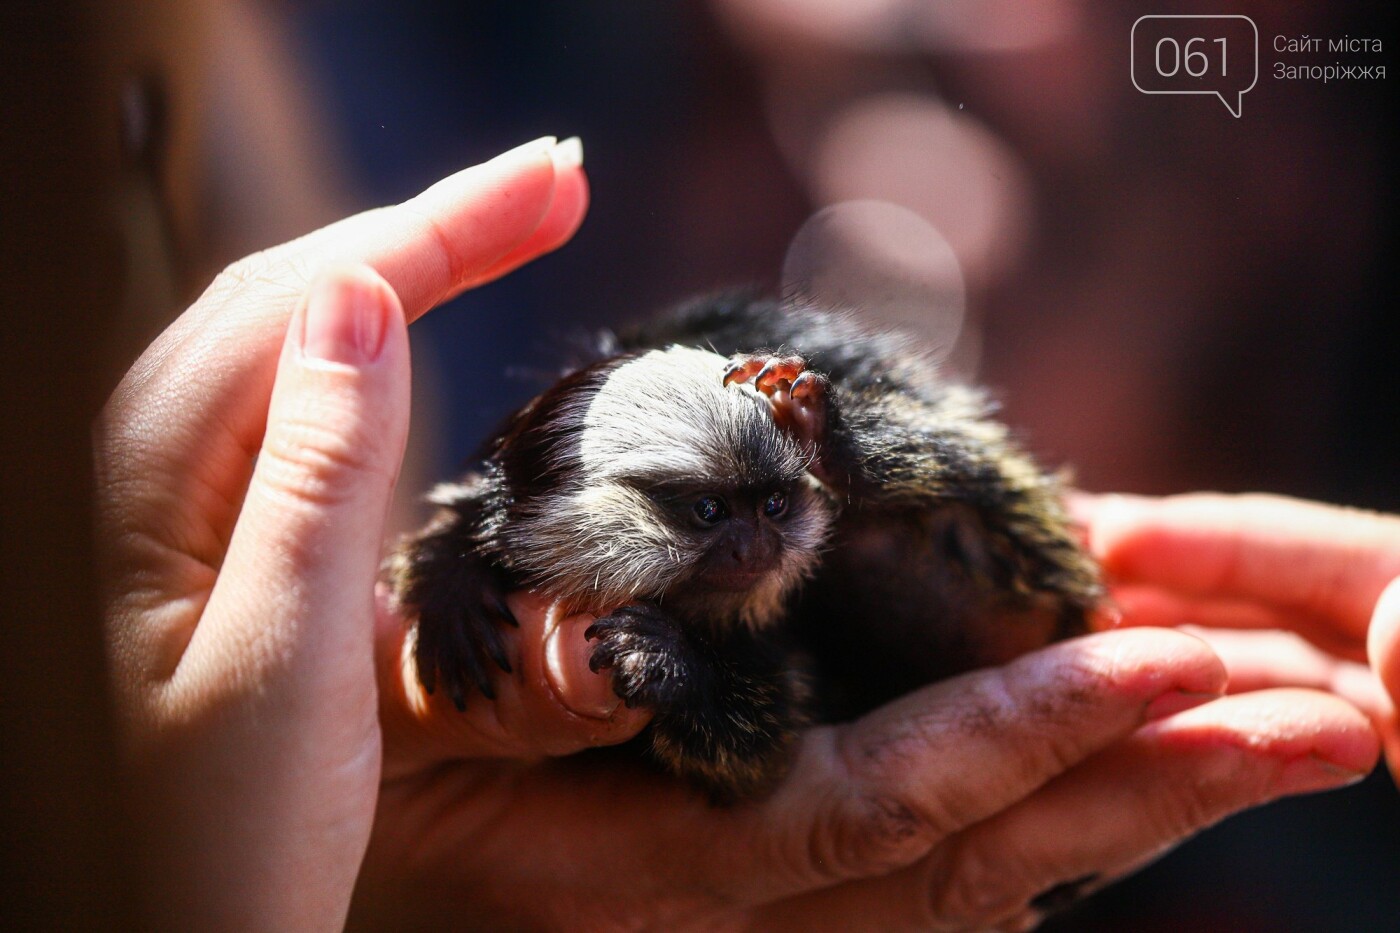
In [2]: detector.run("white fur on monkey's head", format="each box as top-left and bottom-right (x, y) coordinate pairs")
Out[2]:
(507, 345), (833, 625)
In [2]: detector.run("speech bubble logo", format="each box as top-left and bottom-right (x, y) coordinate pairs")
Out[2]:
(1131, 15), (1258, 117)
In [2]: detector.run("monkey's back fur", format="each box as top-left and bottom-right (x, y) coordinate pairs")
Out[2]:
(390, 293), (1101, 800)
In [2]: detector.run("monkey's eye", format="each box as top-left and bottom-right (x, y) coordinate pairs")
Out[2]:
(762, 490), (788, 518)
(693, 495), (729, 524)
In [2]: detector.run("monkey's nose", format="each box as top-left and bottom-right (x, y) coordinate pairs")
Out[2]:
(727, 527), (779, 573)
(703, 523), (782, 590)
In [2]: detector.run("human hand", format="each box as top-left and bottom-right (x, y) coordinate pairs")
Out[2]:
(359, 592), (1377, 931)
(1077, 492), (1400, 778)
(95, 136), (589, 929)
(95, 139), (1378, 930)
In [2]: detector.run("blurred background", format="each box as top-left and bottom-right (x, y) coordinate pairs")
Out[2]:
(4, 0), (1395, 929)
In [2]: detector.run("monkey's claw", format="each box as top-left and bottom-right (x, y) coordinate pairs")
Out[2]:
(723, 353), (830, 460)
(721, 356), (763, 387)
(585, 604), (692, 710)
(723, 354), (806, 393)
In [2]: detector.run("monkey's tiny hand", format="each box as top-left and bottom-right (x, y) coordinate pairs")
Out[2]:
(405, 549), (518, 712)
(585, 603), (692, 710)
(722, 353), (831, 468)
(588, 603), (801, 800)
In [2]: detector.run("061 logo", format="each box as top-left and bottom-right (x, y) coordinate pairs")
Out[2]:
(1131, 15), (1259, 117)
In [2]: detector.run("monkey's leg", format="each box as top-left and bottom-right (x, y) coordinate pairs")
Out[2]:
(387, 483), (517, 711)
(586, 604), (805, 802)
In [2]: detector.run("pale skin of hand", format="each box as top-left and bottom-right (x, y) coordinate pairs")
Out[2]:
(1078, 492), (1400, 778)
(96, 141), (1379, 933)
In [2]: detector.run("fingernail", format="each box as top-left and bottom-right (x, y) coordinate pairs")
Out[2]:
(1062, 490), (1099, 524)
(491, 135), (558, 165)
(544, 612), (621, 719)
(1145, 689), (1219, 721)
(1279, 753), (1369, 794)
(1085, 494), (1158, 555)
(1092, 494), (1156, 528)
(551, 136), (584, 169)
(301, 273), (386, 364)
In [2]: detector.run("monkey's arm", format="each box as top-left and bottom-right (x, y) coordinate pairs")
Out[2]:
(387, 478), (518, 711)
(586, 603), (805, 802)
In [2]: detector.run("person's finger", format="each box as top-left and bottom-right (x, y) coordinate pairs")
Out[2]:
(98, 138), (585, 598)
(1367, 576), (1400, 774)
(375, 590), (653, 773)
(700, 628), (1227, 907)
(1084, 493), (1400, 638)
(213, 135), (582, 319)
(1174, 626), (1392, 718)
(123, 267), (409, 926)
(465, 137), (589, 288)
(751, 688), (1378, 931)
(99, 139), (588, 691)
(173, 266), (409, 709)
(1194, 623), (1399, 781)
(1108, 585), (1364, 661)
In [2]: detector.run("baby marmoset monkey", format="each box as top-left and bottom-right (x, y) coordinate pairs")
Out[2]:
(388, 293), (1101, 801)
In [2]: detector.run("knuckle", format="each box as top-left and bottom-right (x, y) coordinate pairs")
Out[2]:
(950, 674), (1022, 738)
(398, 204), (467, 302)
(806, 738), (954, 879)
(205, 251), (307, 307)
(930, 842), (1029, 928)
(258, 411), (389, 509)
(215, 254), (263, 287)
(1009, 668), (1107, 773)
(842, 790), (944, 874)
(209, 252), (272, 297)
(945, 672), (1087, 788)
(802, 791), (930, 883)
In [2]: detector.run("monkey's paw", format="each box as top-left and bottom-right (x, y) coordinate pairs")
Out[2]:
(408, 565), (516, 712)
(585, 604), (694, 710)
(722, 353), (830, 455)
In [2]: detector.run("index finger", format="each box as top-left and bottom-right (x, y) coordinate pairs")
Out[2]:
(713, 627), (1225, 905)
(117, 136), (582, 409)
(247, 135), (588, 317)
(1085, 493), (1400, 640)
(100, 137), (587, 579)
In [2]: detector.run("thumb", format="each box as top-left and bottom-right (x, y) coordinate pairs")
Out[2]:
(375, 589), (655, 771)
(190, 265), (410, 703)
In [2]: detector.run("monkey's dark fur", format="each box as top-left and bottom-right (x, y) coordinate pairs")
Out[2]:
(388, 293), (1101, 801)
